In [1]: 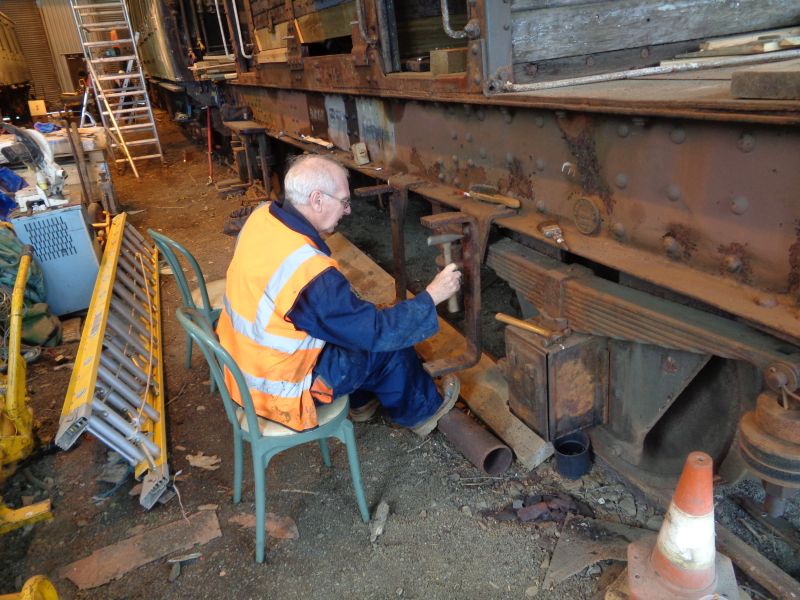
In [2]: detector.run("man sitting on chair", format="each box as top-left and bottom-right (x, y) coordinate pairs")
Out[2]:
(216, 154), (462, 435)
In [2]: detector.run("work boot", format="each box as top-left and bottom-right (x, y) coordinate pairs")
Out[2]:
(349, 397), (380, 423)
(411, 375), (460, 437)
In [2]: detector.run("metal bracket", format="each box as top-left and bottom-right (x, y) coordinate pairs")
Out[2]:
(420, 211), (481, 377)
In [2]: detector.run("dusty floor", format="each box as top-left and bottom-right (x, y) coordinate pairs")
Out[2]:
(1, 114), (799, 600)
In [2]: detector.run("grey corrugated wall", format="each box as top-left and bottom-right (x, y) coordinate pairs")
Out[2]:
(2, 0), (63, 109)
(37, 0), (83, 94)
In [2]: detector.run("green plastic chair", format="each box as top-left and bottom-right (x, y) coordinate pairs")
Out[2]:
(148, 229), (223, 371)
(174, 307), (370, 563)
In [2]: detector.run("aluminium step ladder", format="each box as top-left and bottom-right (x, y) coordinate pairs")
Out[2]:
(69, 0), (163, 179)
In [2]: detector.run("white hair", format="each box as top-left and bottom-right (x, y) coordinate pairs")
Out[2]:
(284, 154), (349, 206)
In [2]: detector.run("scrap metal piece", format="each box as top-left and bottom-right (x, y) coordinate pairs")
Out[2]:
(544, 514), (653, 588)
(57, 213), (168, 509)
(437, 408), (512, 476)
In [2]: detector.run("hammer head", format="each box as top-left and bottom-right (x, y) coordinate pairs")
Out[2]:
(427, 233), (463, 247)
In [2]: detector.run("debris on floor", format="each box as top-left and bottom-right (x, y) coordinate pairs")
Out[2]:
(228, 512), (299, 540)
(58, 510), (221, 589)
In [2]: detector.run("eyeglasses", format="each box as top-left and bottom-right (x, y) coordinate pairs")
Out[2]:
(319, 190), (351, 211)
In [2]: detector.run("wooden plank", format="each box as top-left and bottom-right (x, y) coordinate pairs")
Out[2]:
(327, 233), (553, 469)
(257, 48), (289, 64)
(511, 0), (800, 63)
(430, 47), (467, 76)
(678, 40), (782, 58)
(731, 58), (800, 100)
(58, 511), (222, 590)
(700, 26), (800, 50)
(294, 2), (356, 44)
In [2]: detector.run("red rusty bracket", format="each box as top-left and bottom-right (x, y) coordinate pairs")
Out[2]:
(420, 211), (481, 377)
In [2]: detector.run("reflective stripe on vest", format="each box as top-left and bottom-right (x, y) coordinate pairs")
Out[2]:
(217, 204), (337, 431)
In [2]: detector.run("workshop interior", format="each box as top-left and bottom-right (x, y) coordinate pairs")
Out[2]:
(0, 1), (799, 598)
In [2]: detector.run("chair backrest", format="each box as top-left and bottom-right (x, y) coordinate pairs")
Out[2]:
(174, 307), (263, 436)
(148, 229), (214, 315)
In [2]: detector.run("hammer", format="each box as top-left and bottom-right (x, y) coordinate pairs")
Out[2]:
(427, 233), (463, 313)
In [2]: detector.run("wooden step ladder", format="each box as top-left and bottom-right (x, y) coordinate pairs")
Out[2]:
(69, 0), (163, 178)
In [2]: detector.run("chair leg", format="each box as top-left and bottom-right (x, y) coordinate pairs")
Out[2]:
(233, 430), (243, 504)
(341, 419), (370, 523)
(185, 333), (193, 369)
(318, 439), (331, 467)
(253, 451), (268, 563)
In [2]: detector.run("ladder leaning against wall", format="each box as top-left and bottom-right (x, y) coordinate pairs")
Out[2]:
(69, 0), (163, 179)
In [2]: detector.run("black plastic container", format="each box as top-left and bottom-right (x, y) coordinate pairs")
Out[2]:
(553, 430), (592, 480)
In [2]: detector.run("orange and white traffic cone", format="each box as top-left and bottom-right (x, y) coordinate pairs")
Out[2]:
(626, 451), (738, 600)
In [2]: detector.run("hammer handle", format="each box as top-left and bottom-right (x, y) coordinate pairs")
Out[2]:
(443, 244), (459, 313)
(495, 313), (552, 337)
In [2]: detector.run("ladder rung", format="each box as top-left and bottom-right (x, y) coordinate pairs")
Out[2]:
(74, 2), (124, 8)
(101, 107), (149, 115)
(84, 39), (132, 47)
(112, 139), (159, 147)
(82, 22), (128, 31)
(116, 154), (163, 162)
(96, 73), (144, 82)
(102, 90), (147, 98)
(117, 124), (155, 131)
(91, 55), (136, 64)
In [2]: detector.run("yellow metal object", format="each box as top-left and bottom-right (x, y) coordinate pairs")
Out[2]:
(57, 214), (168, 508)
(0, 575), (59, 600)
(1, 246), (53, 534)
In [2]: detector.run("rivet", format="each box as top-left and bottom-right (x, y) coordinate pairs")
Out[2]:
(663, 235), (681, 257)
(724, 255), (742, 273)
(466, 132), (473, 142)
(615, 173), (629, 189)
(476, 109), (485, 121)
(503, 23), (510, 30)
(535, 116), (544, 128)
(479, 147), (487, 159)
(536, 158), (545, 171)
(640, 47), (650, 59)
(730, 195), (749, 215)
(617, 124), (630, 138)
(535, 200), (546, 213)
(670, 128), (686, 144)
(757, 295), (777, 308)
(506, 152), (515, 165)
(666, 184), (682, 202)
(612, 222), (626, 238)
(738, 133), (756, 153)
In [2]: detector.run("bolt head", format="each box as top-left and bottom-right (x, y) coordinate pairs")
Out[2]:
(615, 173), (629, 189)
(738, 133), (757, 153)
(670, 128), (686, 144)
(730, 196), (749, 215)
(666, 184), (682, 202)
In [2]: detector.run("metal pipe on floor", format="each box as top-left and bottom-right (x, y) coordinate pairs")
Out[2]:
(437, 409), (513, 476)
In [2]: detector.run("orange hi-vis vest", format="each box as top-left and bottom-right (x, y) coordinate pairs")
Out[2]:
(216, 204), (337, 431)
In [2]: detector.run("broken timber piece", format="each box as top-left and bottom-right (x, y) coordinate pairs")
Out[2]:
(58, 511), (221, 590)
(430, 47), (467, 76)
(544, 514), (653, 588)
(327, 233), (553, 469)
(731, 58), (800, 99)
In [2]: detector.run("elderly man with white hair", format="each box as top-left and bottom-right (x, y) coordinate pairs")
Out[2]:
(216, 154), (462, 435)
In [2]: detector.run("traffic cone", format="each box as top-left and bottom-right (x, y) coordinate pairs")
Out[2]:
(626, 451), (738, 600)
